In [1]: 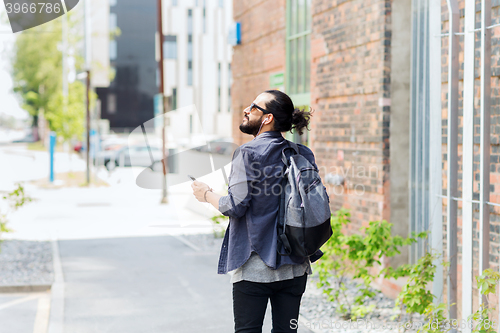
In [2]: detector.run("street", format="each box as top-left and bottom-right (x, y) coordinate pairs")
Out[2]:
(0, 143), (314, 333)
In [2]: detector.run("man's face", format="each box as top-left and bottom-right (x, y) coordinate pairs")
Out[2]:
(239, 93), (273, 136)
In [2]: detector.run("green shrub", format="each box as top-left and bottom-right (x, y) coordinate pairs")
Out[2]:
(0, 184), (32, 236)
(315, 208), (426, 319)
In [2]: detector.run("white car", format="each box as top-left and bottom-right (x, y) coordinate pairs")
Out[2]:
(106, 145), (164, 171)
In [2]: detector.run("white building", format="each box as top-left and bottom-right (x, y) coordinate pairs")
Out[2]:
(161, 0), (233, 148)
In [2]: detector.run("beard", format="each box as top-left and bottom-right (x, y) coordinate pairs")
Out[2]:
(239, 115), (263, 136)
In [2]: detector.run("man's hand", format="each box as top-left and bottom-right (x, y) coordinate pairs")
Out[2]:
(191, 181), (212, 202)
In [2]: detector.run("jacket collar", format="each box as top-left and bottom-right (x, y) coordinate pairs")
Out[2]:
(254, 130), (283, 140)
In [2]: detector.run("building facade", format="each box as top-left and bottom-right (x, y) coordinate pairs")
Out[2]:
(162, 0), (233, 148)
(96, 0), (157, 131)
(231, 0), (500, 322)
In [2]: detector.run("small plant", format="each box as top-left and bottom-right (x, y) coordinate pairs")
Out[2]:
(467, 269), (500, 333)
(316, 208), (426, 320)
(0, 183), (33, 236)
(210, 214), (228, 238)
(418, 302), (452, 333)
(394, 252), (448, 326)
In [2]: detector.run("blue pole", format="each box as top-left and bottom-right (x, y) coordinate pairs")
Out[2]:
(49, 132), (56, 183)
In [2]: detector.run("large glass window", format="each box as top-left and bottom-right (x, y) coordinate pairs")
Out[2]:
(286, 0), (311, 105)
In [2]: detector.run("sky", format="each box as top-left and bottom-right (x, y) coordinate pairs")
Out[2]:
(0, 4), (29, 120)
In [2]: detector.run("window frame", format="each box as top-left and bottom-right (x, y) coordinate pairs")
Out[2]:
(285, 0), (311, 106)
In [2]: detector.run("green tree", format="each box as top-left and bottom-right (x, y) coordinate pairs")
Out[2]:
(11, 20), (63, 127)
(11, 12), (85, 140)
(46, 81), (96, 142)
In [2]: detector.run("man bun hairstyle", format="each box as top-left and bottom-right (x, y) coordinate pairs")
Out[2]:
(263, 90), (313, 136)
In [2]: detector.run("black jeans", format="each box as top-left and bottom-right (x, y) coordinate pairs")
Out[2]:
(232, 274), (307, 333)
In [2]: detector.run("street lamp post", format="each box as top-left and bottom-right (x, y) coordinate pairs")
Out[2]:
(85, 70), (91, 185)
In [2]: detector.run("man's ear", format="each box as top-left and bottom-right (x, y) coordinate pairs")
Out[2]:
(264, 113), (274, 125)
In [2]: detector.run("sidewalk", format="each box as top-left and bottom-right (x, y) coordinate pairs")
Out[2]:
(0, 145), (317, 332)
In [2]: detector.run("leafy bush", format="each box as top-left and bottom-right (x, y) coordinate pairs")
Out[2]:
(316, 208), (426, 319)
(210, 214), (228, 238)
(468, 269), (500, 333)
(394, 251), (451, 331)
(0, 184), (32, 236)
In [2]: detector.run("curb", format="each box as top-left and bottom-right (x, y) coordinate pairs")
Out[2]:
(0, 284), (52, 293)
(47, 238), (64, 333)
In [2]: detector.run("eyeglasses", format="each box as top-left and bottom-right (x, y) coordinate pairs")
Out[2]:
(249, 103), (269, 114)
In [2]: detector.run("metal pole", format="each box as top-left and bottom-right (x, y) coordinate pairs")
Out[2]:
(429, 0), (443, 303)
(86, 70), (91, 185)
(446, 0), (459, 327)
(62, 13), (68, 103)
(479, 0), (491, 306)
(462, 0), (475, 328)
(84, 0), (92, 185)
(49, 132), (56, 183)
(157, 0), (168, 203)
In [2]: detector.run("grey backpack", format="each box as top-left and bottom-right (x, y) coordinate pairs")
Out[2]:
(277, 141), (332, 258)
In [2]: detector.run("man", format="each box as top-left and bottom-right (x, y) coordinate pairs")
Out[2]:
(191, 90), (321, 333)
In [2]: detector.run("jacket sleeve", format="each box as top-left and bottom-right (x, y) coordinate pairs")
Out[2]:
(218, 147), (258, 219)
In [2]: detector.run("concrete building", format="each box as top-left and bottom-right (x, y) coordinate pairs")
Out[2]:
(96, 0), (157, 131)
(161, 0), (233, 148)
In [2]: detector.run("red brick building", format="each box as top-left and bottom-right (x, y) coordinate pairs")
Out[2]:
(231, 0), (500, 320)
(232, 0), (397, 243)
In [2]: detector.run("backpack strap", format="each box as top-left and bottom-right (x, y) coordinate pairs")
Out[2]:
(281, 140), (299, 167)
(277, 140), (299, 257)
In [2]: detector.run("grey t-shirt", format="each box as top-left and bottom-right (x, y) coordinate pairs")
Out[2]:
(230, 251), (312, 283)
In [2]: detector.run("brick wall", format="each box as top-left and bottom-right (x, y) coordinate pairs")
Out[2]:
(440, 0), (500, 318)
(231, 0), (287, 146)
(310, 0), (392, 231)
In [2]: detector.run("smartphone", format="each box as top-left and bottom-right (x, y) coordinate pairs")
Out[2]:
(188, 175), (196, 181)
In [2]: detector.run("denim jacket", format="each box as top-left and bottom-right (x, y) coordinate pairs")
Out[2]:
(217, 131), (323, 274)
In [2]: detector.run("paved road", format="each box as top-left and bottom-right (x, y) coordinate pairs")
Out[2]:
(59, 236), (234, 333)
(0, 144), (315, 333)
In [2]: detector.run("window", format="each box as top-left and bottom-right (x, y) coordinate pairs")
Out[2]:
(172, 88), (177, 110)
(164, 35), (177, 59)
(187, 9), (193, 34)
(108, 94), (117, 114)
(187, 35), (193, 60)
(172, 0), (177, 6)
(218, 63), (221, 112)
(203, 8), (206, 33)
(109, 40), (117, 60)
(109, 13), (117, 31)
(286, 0), (311, 105)
(219, 0), (223, 8)
(228, 63), (232, 112)
(109, 0), (116, 6)
(187, 61), (193, 86)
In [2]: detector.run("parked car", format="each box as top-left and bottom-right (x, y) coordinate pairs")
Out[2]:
(193, 138), (236, 155)
(103, 145), (164, 171)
